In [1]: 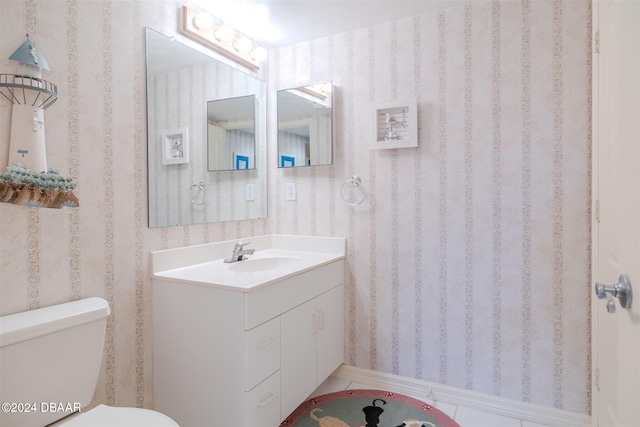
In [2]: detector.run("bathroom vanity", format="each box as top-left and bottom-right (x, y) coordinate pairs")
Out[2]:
(150, 235), (345, 427)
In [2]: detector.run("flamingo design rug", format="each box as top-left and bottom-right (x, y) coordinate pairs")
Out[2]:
(280, 389), (460, 427)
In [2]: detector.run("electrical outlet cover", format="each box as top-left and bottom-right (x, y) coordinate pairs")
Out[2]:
(286, 182), (297, 200)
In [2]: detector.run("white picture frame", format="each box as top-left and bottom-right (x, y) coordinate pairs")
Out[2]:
(161, 127), (189, 165)
(371, 98), (418, 149)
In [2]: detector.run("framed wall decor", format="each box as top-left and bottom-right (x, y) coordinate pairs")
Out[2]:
(371, 98), (418, 149)
(161, 127), (189, 165)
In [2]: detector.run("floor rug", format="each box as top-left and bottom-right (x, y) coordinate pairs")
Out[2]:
(280, 389), (460, 427)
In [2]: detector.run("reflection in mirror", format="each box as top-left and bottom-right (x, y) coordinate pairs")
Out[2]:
(207, 95), (256, 171)
(277, 82), (333, 168)
(145, 27), (267, 228)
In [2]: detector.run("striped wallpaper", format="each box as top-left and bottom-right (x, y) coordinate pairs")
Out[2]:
(0, 0), (590, 416)
(147, 60), (267, 228)
(270, 0), (592, 413)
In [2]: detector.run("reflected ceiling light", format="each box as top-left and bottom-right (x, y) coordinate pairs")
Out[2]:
(193, 11), (214, 30)
(302, 84), (328, 100)
(180, 5), (267, 70)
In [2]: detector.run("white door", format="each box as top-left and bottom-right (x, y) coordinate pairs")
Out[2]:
(207, 124), (227, 170)
(592, 1), (640, 426)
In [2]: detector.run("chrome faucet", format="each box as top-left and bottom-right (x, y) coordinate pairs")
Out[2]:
(224, 241), (255, 263)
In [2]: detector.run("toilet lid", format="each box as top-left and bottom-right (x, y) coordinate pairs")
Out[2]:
(52, 404), (179, 426)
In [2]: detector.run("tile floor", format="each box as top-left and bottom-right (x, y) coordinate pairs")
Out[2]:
(308, 375), (552, 427)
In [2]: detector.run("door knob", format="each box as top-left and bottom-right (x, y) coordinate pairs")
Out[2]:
(595, 274), (633, 313)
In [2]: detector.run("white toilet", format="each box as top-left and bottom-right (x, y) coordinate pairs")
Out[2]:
(0, 297), (178, 427)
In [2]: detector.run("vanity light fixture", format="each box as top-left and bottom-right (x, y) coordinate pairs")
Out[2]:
(215, 24), (234, 42)
(251, 46), (268, 62)
(234, 36), (253, 53)
(193, 11), (215, 30)
(180, 5), (267, 71)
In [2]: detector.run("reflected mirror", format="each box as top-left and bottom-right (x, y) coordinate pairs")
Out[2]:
(145, 28), (267, 228)
(277, 82), (333, 168)
(207, 95), (256, 171)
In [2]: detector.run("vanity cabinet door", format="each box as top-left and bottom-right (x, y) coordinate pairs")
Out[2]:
(280, 298), (317, 418)
(280, 285), (344, 419)
(316, 285), (343, 381)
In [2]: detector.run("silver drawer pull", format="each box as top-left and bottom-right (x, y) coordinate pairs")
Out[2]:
(258, 392), (277, 407)
(257, 337), (277, 349)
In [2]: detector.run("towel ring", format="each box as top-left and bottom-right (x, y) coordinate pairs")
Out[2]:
(340, 176), (366, 206)
(189, 182), (206, 206)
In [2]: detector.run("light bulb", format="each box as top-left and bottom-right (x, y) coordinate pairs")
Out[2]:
(234, 37), (252, 53)
(193, 11), (214, 30)
(251, 46), (268, 62)
(214, 24), (234, 42)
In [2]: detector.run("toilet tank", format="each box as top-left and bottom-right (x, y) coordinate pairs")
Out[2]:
(0, 297), (110, 427)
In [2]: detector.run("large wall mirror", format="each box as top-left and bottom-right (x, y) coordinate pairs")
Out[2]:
(145, 28), (267, 227)
(277, 82), (333, 168)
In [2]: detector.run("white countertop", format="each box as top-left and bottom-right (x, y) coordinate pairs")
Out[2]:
(150, 235), (345, 291)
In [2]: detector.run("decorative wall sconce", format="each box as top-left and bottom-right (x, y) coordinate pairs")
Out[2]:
(180, 6), (267, 71)
(0, 34), (78, 208)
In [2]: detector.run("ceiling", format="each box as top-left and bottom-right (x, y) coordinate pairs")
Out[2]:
(191, 0), (467, 48)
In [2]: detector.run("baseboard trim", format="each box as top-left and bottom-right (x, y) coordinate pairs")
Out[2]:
(333, 365), (591, 427)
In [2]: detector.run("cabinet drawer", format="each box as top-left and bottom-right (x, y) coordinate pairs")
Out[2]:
(245, 371), (281, 427)
(245, 317), (280, 391)
(244, 260), (344, 329)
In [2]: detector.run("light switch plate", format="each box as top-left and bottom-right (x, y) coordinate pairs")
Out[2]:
(245, 184), (255, 201)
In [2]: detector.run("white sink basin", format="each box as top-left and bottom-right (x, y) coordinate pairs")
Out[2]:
(227, 256), (300, 272)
